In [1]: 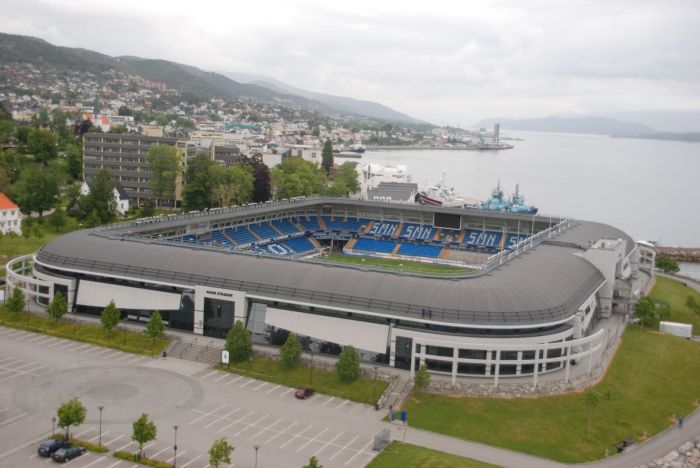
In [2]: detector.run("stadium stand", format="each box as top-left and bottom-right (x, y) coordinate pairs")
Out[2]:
(367, 221), (401, 237)
(397, 243), (443, 258)
(504, 233), (528, 250)
(282, 236), (316, 254)
(322, 216), (368, 232)
(463, 230), (503, 249)
(249, 222), (279, 241)
(272, 218), (301, 235)
(211, 229), (233, 247)
(399, 223), (435, 241)
(225, 226), (257, 245)
(352, 238), (396, 253)
(296, 216), (321, 231)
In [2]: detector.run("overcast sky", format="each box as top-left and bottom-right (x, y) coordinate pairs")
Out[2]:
(1, 0), (699, 125)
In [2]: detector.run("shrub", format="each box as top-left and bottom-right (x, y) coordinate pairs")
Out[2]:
(414, 364), (431, 391)
(336, 345), (361, 383)
(113, 451), (172, 468)
(280, 332), (301, 370)
(225, 320), (252, 363)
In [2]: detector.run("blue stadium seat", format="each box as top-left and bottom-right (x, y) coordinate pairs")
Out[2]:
(266, 243), (293, 256)
(504, 233), (528, 250)
(211, 229), (233, 247)
(272, 219), (301, 235)
(353, 238), (396, 253)
(225, 226), (257, 245)
(282, 236), (315, 253)
(322, 216), (368, 232)
(463, 229), (503, 249)
(297, 216), (321, 231)
(249, 222), (279, 241)
(367, 221), (401, 237)
(399, 223), (435, 241)
(396, 243), (443, 258)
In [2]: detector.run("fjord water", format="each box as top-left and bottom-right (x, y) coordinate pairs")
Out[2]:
(363, 131), (700, 247)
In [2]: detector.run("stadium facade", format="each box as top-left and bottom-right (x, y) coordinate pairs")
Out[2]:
(7, 198), (655, 385)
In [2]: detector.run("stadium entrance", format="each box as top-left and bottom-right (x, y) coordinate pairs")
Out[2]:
(203, 297), (235, 338)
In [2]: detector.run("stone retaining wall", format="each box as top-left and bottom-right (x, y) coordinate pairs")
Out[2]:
(637, 437), (700, 468)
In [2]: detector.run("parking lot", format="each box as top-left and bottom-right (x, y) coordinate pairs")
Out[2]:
(0, 326), (386, 467)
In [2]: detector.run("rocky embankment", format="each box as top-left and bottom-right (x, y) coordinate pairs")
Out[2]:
(654, 247), (700, 263)
(637, 438), (700, 468)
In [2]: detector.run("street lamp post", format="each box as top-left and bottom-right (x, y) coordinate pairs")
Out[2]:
(372, 366), (378, 401)
(310, 353), (314, 385)
(123, 317), (127, 344)
(254, 445), (259, 468)
(98, 406), (104, 446)
(173, 425), (178, 468)
(51, 416), (56, 437)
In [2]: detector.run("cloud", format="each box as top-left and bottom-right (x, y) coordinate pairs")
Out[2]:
(1, 0), (698, 125)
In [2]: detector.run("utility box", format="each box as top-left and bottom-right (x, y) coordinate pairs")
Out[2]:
(660, 321), (693, 339)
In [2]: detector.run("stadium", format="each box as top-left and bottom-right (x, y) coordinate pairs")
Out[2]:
(6, 197), (654, 385)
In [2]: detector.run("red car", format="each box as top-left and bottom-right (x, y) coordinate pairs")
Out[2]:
(295, 387), (315, 399)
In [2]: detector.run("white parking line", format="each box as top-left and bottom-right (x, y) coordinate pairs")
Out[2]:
(36, 337), (59, 345)
(180, 454), (201, 467)
(335, 400), (350, 411)
(213, 373), (230, 382)
(125, 355), (144, 364)
(189, 404), (229, 425)
(227, 375), (243, 385)
(24, 334), (49, 344)
(345, 440), (373, 465)
(93, 348), (113, 356)
(265, 384), (281, 394)
(56, 341), (80, 350)
(203, 408), (241, 429)
(263, 421), (297, 444)
(105, 434), (125, 446)
(201, 370), (218, 380)
(313, 432), (344, 456)
(88, 430), (110, 442)
(81, 455), (107, 468)
(0, 412), (28, 427)
(321, 397), (335, 406)
(150, 446), (170, 459)
(296, 428), (328, 453)
(218, 410), (255, 433)
(47, 339), (68, 348)
(165, 450), (185, 463)
(74, 428), (94, 438)
(249, 417), (284, 440)
(239, 378), (257, 388)
(233, 414), (267, 437)
(329, 435), (359, 461)
(280, 424), (314, 449)
(114, 354), (133, 363)
(105, 461), (122, 468)
(252, 381), (267, 391)
(281, 388), (295, 397)
(103, 351), (122, 359)
(115, 440), (135, 452)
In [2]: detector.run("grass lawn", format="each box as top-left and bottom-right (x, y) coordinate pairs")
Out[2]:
(321, 253), (473, 275)
(647, 276), (700, 331)
(402, 327), (700, 463)
(217, 355), (388, 405)
(0, 307), (169, 356)
(367, 442), (500, 468)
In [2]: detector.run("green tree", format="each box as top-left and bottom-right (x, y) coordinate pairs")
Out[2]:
(208, 437), (234, 468)
(336, 345), (361, 383)
(333, 162), (359, 194)
(634, 297), (655, 328)
(16, 167), (59, 216)
(27, 128), (58, 165)
(65, 142), (83, 180)
(225, 320), (252, 363)
(131, 413), (157, 461)
(321, 139), (334, 175)
(280, 332), (301, 370)
(212, 164), (254, 207)
(49, 205), (67, 232)
(79, 169), (116, 224)
(303, 455), (323, 468)
(146, 310), (165, 340)
(47, 290), (68, 321)
(6, 286), (25, 314)
(414, 364), (431, 391)
(57, 398), (86, 440)
(272, 157), (327, 199)
(686, 296), (700, 315)
(183, 154), (219, 211)
(140, 198), (155, 217)
(241, 155), (272, 203)
(15, 125), (30, 146)
(147, 145), (181, 207)
(101, 300), (121, 335)
(656, 256), (679, 274)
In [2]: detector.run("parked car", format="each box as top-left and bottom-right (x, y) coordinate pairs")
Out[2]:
(295, 387), (315, 399)
(37, 439), (69, 457)
(52, 446), (86, 463)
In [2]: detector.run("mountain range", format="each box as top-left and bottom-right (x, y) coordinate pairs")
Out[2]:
(0, 32), (421, 124)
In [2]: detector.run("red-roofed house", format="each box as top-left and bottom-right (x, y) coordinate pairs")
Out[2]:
(0, 193), (22, 235)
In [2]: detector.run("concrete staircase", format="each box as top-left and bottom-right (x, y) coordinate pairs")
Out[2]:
(168, 339), (223, 366)
(378, 378), (413, 410)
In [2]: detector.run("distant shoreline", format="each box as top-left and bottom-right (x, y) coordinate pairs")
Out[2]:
(366, 144), (514, 151)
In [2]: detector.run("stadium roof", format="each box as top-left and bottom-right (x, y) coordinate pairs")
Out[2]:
(36, 201), (634, 328)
